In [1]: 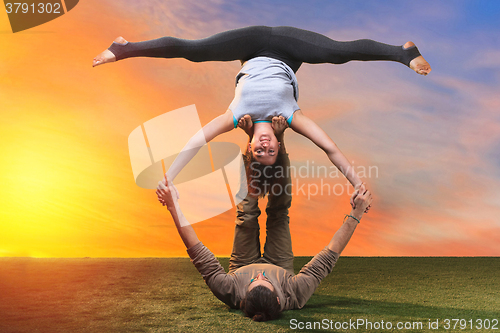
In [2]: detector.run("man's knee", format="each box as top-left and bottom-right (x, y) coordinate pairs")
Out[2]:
(236, 210), (261, 228)
(236, 197), (261, 227)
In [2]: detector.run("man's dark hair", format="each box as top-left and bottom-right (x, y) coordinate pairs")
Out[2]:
(240, 286), (281, 322)
(243, 150), (286, 198)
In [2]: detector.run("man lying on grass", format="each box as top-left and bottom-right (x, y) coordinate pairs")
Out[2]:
(156, 169), (372, 321)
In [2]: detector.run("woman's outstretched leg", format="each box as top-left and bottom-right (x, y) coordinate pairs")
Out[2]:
(93, 25), (430, 75)
(93, 26), (273, 67)
(268, 26), (431, 75)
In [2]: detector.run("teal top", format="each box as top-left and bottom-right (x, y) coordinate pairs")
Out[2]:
(232, 116), (294, 129)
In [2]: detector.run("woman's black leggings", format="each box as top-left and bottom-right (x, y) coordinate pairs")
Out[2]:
(109, 26), (420, 73)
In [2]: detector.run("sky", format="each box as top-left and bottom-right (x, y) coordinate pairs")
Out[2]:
(1, 0), (499, 257)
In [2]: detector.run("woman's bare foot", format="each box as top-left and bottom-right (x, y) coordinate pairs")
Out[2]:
(272, 116), (288, 136)
(405, 41), (431, 75)
(92, 36), (127, 67)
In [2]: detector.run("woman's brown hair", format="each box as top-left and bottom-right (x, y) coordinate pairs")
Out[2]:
(243, 150), (287, 198)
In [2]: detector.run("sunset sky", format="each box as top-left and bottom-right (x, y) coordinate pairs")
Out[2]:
(1, 0), (499, 257)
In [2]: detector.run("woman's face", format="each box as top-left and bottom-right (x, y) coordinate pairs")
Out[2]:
(250, 132), (279, 165)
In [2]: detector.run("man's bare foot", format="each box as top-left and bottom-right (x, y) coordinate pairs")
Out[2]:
(238, 115), (254, 136)
(272, 116), (288, 136)
(92, 36), (127, 67)
(404, 41), (431, 76)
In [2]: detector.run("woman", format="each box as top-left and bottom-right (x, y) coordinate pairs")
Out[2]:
(94, 26), (431, 197)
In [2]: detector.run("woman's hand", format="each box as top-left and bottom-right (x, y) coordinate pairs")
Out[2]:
(237, 115), (254, 137)
(271, 116), (288, 136)
(350, 183), (362, 209)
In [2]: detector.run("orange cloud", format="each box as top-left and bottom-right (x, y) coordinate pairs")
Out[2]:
(1, 0), (499, 258)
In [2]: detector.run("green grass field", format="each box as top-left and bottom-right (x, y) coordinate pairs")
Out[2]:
(0, 257), (498, 332)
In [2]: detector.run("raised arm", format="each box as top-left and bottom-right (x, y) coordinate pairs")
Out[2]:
(156, 179), (199, 248)
(156, 178), (239, 307)
(166, 109), (234, 181)
(289, 186), (372, 309)
(290, 110), (362, 189)
(328, 184), (372, 254)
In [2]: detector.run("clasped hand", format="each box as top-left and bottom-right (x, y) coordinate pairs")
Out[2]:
(156, 176), (179, 210)
(351, 183), (372, 213)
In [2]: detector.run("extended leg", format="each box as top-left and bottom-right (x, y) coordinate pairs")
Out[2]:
(262, 153), (294, 274)
(94, 26), (273, 67)
(266, 26), (428, 73)
(229, 194), (262, 273)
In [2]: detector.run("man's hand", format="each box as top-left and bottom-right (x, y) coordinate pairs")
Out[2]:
(156, 176), (199, 248)
(156, 176), (180, 210)
(271, 116), (288, 136)
(350, 182), (372, 213)
(350, 184), (373, 220)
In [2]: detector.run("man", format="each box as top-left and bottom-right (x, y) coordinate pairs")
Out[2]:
(157, 155), (372, 321)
